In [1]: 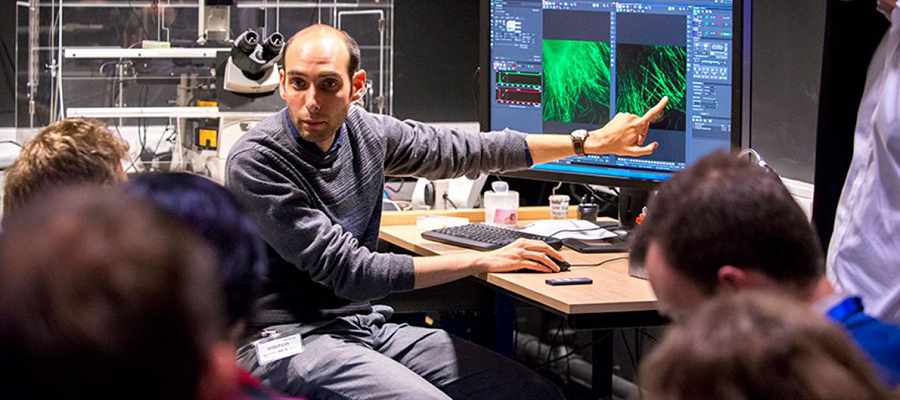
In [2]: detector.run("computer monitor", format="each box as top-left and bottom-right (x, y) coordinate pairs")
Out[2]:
(479, 0), (744, 226)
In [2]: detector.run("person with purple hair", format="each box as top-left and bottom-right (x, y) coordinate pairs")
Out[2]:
(125, 172), (300, 400)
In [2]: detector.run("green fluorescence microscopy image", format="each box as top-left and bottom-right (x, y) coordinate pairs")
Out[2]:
(542, 39), (612, 126)
(616, 43), (687, 131)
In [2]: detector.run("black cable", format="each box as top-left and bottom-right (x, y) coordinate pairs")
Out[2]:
(308, 0), (322, 26)
(545, 317), (565, 365)
(563, 318), (572, 386)
(569, 256), (629, 268)
(0, 140), (22, 148)
(581, 183), (600, 199)
(472, 67), (481, 124)
(442, 193), (459, 209)
(114, 124), (140, 173)
(636, 328), (659, 344)
(635, 329), (643, 367)
(0, 38), (16, 101)
(534, 330), (614, 371)
(0, 38), (13, 71)
(151, 123), (169, 155)
(621, 329), (638, 377)
(126, 0), (153, 41)
(384, 179), (405, 193)
(513, 308), (519, 361)
(547, 226), (606, 238)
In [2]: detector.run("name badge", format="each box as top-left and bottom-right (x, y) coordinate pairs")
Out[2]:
(255, 332), (303, 365)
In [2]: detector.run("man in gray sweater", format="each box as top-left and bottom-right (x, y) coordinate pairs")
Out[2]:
(227, 24), (666, 400)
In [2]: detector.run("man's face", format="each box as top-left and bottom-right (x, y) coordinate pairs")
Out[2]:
(645, 241), (711, 321)
(279, 33), (363, 147)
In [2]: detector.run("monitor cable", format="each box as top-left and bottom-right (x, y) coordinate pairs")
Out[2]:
(738, 148), (777, 175)
(568, 255), (629, 268)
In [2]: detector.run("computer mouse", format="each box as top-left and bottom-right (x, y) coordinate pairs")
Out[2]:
(553, 258), (571, 272)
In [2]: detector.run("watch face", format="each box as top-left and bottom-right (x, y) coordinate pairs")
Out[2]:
(573, 129), (586, 139)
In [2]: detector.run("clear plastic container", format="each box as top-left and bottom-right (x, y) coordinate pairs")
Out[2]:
(483, 181), (519, 228)
(548, 194), (570, 219)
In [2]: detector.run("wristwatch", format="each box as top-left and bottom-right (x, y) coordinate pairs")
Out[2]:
(571, 129), (588, 156)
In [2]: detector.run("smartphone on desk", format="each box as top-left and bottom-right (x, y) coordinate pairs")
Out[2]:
(545, 277), (593, 286)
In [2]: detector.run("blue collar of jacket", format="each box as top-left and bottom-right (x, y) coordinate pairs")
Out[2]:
(284, 109), (345, 156)
(826, 296), (865, 323)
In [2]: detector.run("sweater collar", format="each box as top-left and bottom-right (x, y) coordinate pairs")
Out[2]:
(283, 109), (346, 156)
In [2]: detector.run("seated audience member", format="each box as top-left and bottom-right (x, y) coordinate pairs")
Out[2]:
(0, 186), (239, 400)
(125, 172), (297, 399)
(2, 117), (129, 215)
(638, 292), (896, 400)
(632, 151), (900, 386)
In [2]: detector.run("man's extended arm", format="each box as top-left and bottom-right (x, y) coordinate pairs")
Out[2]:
(526, 97), (668, 165)
(378, 97), (668, 181)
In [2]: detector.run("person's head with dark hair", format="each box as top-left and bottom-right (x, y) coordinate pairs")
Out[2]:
(0, 185), (239, 400)
(632, 150), (825, 320)
(2, 117), (129, 215)
(637, 292), (895, 400)
(124, 172), (267, 337)
(278, 24), (367, 153)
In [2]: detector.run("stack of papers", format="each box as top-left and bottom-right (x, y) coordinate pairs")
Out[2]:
(519, 220), (617, 240)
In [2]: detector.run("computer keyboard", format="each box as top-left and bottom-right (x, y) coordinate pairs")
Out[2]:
(421, 223), (564, 251)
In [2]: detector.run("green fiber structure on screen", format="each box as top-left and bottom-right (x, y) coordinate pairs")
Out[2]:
(542, 39), (611, 125)
(616, 44), (687, 130)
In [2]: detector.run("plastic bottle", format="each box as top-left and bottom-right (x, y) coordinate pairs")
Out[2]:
(483, 181), (519, 228)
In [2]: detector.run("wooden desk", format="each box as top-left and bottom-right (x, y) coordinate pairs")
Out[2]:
(378, 224), (658, 317)
(378, 207), (665, 399)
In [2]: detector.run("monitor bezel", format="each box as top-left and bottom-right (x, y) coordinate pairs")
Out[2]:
(478, 0), (744, 191)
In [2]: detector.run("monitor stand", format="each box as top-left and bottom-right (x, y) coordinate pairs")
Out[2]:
(617, 187), (650, 230)
(560, 187), (649, 253)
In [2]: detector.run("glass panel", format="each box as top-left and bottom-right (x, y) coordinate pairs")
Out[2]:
(15, 0), (394, 176)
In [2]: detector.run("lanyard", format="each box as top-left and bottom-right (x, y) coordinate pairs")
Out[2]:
(826, 296), (864, 323)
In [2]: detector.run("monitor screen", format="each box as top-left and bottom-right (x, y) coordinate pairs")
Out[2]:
(481, 0), (742, 188)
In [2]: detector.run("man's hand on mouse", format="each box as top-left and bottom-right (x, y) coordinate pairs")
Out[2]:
(477, 239), (566, 273)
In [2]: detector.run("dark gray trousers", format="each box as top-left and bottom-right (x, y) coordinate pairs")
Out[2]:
(237, 306), (564, 400)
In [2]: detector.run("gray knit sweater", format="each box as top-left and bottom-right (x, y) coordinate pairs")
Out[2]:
(226, 106), (532, 326)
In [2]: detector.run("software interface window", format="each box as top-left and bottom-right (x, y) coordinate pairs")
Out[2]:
(490, 0), (735, 180)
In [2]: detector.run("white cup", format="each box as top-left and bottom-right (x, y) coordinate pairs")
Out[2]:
(549, 194), (570, 219)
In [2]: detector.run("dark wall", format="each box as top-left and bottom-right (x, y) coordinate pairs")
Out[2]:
(392, 1), (479, 122)
(813, 1), (889, 251)
(749, 0), (826, 183)
(1, 1), (16, 127)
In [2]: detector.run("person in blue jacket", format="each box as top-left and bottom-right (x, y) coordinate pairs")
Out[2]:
(632, 151), (900, 387)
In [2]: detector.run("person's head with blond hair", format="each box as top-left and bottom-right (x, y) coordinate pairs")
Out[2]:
(2, 117), (129, 214)
(638, 292), (896, 400)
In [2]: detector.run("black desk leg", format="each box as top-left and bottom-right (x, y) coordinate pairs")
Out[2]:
(592, 329), (614, 400)
(493, 293), (516, 358)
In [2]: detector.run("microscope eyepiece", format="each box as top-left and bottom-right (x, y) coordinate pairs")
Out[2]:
(262, 33), (285, 62)
(235, 29), (259, 55)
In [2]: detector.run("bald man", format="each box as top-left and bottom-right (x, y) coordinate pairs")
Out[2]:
(226, 25), (666, 399)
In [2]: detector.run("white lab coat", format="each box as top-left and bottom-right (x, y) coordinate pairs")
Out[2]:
(828, 8), (900, 324)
